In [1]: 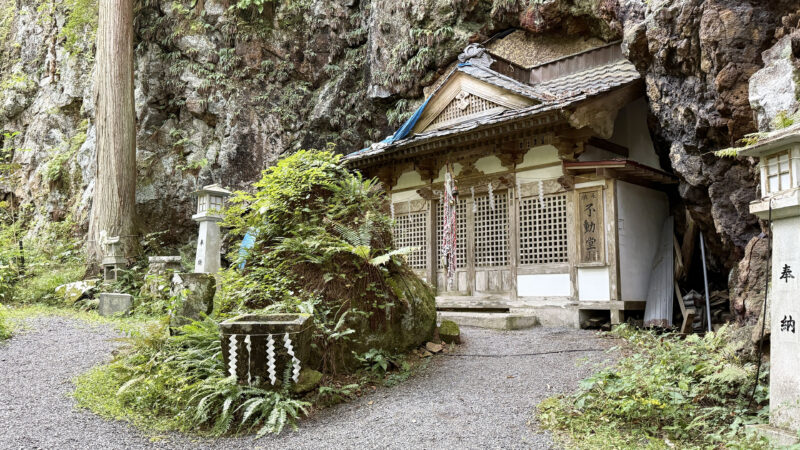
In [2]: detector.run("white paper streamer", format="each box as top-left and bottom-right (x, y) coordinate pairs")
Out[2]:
(488, 182), (495, 211)
(516, 178), (522, 203)
(538, 180), (544, 208)
(228, 334), (238, 378)
(283, 333), (301, 383)
(390, 202), (395, 221)
(267, 334), (277, 385)
(244, 335), (252, 386)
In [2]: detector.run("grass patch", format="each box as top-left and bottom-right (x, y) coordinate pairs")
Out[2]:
(538, 324), (770, 449)
(13, 263), (85, 304)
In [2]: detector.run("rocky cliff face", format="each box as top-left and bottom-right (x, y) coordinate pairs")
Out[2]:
(1, 0), (799, 300)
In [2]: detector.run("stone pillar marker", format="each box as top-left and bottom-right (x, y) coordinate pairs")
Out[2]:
(741, 128), (800, 443)
(191, 183), (232, 273)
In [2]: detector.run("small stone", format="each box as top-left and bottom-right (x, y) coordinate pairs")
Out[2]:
(438, 320), (461, 344)
(97, 293), (133, 317)
(420, 350), (433, 358)
(292, 368), (323, 394)
(425, 342), (442, 353)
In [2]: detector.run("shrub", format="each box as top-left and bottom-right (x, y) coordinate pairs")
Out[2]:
(538, 324), (770, 449)
(74, 318), (309, 436)
(221, 149), (435, 373)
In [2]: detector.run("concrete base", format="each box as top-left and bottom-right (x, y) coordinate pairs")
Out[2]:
(746, 424), (799, 446)
(436, 311), (538, 330)
(98, 293), (133, 317)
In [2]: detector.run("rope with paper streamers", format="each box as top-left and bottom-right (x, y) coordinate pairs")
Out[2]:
(266, 334), (277, 385)
(283, 333), (301, 383)
(244, 335), (253, 385)
(228, 334), (238, 378)
(441, 164), (458, 290)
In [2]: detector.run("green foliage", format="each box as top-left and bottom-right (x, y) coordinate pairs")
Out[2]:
(74, 319), (310, 437)
(772, 110), (800, 130)
(0, 302), (11, 340)
(221, 149), (433, 373)
(354, 348), (408, 377)
(60, 0), (98, 57)
(538, 324), (770, 449)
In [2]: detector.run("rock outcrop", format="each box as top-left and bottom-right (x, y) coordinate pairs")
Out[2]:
(2, 0), (800, 300)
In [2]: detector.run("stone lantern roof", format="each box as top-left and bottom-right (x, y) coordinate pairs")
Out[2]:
(191, 183), (232, 198)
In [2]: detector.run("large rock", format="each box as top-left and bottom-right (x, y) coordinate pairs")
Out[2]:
(55, 280), (98, 305)
(749, 34), (800, 131)
(169, 273), (216, 328)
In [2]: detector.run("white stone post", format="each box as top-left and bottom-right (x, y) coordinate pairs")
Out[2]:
(191, 184), (232, 273)
(742, 131), (800, 441)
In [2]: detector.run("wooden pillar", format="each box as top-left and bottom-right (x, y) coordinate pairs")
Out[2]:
(427, 195), (437, 289)
(508, 173), (519, 301)
(605, 178), (621, 302)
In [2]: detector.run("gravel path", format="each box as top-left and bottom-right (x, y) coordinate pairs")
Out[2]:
(0, 316), (614, 450)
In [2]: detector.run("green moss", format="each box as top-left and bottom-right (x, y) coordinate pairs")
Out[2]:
(60, 0), (98, 57)
(439, 320), (461, 336)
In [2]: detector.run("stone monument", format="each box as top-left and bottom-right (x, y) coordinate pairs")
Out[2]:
(741, 127), (800, 444)
(101, 236), (126, 281)
(191, 184), (231, 273)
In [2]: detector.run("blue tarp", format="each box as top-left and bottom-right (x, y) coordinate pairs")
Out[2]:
(238, 229), (256, 270)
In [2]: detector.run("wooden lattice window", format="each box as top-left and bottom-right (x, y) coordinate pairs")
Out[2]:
(519, 193), (568, 265)
(430, 93), (501, 128)
(436, 198), (467, 269)
(765, 151), (792, 193)
(474, 192), (509, 267)
(393, 211), (428, 269)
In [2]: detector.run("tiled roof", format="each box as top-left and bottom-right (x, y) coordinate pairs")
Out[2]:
(345, 45), (642, 165)
(456, 64), (555, 102)
(536, 59), (640, 99)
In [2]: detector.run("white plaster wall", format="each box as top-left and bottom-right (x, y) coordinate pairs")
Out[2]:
(394, 170), (424, 190)
(391, 190), (423, 203)
(616, 181), (669, 301)
(578, 267), (610, 301)
(475, 155), (505, 174)
(516, 165), (563, 183)
(518, 145), (560, 168)
(517, 273), (571, 297)
(608, 98), (660, 168)
(433, 162), (463, 183)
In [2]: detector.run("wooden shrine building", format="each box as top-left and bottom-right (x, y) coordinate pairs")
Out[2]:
(345, 38), (677, 328)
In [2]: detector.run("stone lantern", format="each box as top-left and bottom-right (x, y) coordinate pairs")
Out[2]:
(101, 236), (126, 281)
(740, 127), (800, 443)
(191, 183), (232, 273)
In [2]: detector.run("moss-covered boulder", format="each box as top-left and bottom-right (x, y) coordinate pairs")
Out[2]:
(439, 320), (461, 344)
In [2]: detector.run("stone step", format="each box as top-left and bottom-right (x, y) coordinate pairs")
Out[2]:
(437, 311), (539, 330)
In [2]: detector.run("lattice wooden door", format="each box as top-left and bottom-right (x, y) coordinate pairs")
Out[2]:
(472, 192), (512, 294)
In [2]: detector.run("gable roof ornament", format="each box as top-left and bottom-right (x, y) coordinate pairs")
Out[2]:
(458, 44), (494, 68)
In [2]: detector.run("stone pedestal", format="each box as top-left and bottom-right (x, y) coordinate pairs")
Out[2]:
(193, 219), (222, 273)
(98, 293), (133, 316)
(220, 314), (314, 387)
(141, 256), (183, 300)
(169, 272), (215, 329)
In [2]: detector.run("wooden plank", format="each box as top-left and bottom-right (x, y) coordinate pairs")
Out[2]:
(679, 209), (697, 281)
(566, 189), (578, 298)
(577, 187), (605, 264)
(606, 179), (620, 301)
(427, 197), (437, 287)
(508, 174), (519, 300)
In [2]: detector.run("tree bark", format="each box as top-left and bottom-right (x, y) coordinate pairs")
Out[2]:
(88, 0), (138, 263)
